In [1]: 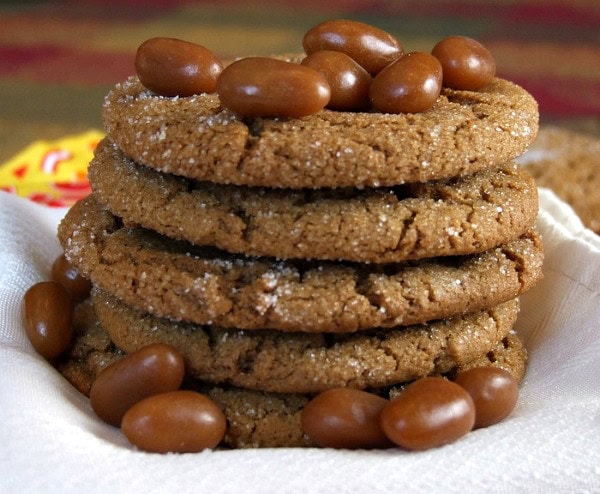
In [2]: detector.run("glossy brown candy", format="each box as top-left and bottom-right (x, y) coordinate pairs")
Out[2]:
(454, 366), (519, 428)
(51, 254), (91, 303)
(23, 281), (73, 360)
(121, 390), (226, 453)
(431, 35), (496, 90)
(301, 388), (392, 449)
(135, 37), (223, 97)
(301, 51), (371, 111)
(303, 19), (403, 75)
(89, 343), (185, 427)
(216, 57), (330, 118)
(380, 377), (475, 450)
(369, 52), (443, 114)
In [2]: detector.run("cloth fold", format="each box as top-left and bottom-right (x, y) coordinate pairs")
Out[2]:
(1, 188), (599, 493)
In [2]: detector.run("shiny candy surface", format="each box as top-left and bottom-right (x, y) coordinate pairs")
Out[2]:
(369, 52), (442, 114)
(303, 19), (403, 75)
(454, 367), (519, 428)
(301, 388), (392, 449)
(51, 254), (91, 303)
(301, 51), (371, 111)
(24, 281), (73, 360)
(90, 343), (185, 427)
(121, 391), (226, 453)
(431, 36), (496, 90)
(380, 377), (475, 450)
(216, 57), (330, 118)
(135, 37), (223, 97)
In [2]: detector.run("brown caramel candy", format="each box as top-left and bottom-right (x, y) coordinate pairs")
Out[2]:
(454, 367), (519, 428)
(380, 377), (475, 450)
(216, 57), (330, 118)
(301, 50), (371, 111)
(135, 37), (223, 97)
(90, 343), (185, 427)
(303, 19), (403, 75)
(121, 391), (226, 453)
(51, 254), (91, 303)
(301, 388), (392, 449)
(23, 281), (73, 360)
(370, 52), (442, 114)
(431, 35), (496, 90)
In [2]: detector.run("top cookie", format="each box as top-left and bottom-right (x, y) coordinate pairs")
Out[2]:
(102, 75), (538, 188)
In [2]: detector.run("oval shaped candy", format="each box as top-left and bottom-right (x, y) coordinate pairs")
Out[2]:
(301, 388), (392, 449)
(216, 57), (330, 118)
(454, 366), (519, 428)
(121, 390), (227, 453)
(370, 51), (443, 114)
(380, 377), (475, 450)
(135, 37), (223, 97)
(23, 281), (73, 360)
(51, 254), (91, 303)
(301, 50), (371, 111)
(431, 35), (496, 91)
(90, 343), (185, 426)
(303, 19), (403, 75)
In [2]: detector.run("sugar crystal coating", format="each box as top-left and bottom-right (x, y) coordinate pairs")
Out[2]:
(58, 196), (544, 333)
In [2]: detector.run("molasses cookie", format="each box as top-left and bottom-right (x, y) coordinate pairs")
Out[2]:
(93, 288), (520, 393)
(89, 138), (539, 263)
(102, 75), (538, 189)
(58, 196), (544, 333)
(518, 126), (600, 234)
(57, 299), (528, 448)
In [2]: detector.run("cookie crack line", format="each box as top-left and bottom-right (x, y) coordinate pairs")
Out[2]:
(93, 288), (519, 394)
(89, 139), (539, 264)
(58, 196), (544, 333)
(102, 76), (539, 189)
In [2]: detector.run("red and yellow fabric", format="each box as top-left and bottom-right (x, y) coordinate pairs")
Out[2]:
(0, 130), (103, 207)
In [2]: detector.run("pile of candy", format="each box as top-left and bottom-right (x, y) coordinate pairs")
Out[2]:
(135, 19), (496, 116)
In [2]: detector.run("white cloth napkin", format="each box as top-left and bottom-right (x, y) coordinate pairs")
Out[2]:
(1, 189), (599, 494)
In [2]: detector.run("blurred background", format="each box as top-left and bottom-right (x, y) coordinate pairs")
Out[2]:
(1, 0), (599, 163)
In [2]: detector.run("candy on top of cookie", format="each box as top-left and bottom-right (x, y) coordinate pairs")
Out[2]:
(133, 19), (498, 116)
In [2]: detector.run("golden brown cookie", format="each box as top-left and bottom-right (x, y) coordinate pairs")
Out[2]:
(57, 299), (527, 448)
(89, 138), (539, 263)
(58, 195), (544, 332)
(517, 126), (600, 233)
(93, 288), (520, 393)
(102, 76), (538, 189)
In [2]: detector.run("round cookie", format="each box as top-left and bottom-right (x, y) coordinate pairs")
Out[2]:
(58, 196), (544, 332)
(57, 299), (528, 448)
(93, 288), (520, 393)
(90, 138), (539, 263)
(102, 75), (538, 189)
(517, 126), (600, 234)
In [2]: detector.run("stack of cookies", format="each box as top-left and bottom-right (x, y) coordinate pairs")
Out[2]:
(57, 28), (543, 449)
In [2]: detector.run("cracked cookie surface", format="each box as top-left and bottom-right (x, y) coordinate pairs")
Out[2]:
(93, 288), (519, 393)
(57, 299), (527, 448)
(90, 138), (539, 263)
(102, 76), (538, 188)
(58, 195), (544, 332)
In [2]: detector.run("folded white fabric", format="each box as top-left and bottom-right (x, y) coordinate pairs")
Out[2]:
(1, 189), (599, 494)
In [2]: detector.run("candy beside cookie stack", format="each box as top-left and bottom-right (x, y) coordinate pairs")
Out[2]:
(49, 20), (543, 451)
